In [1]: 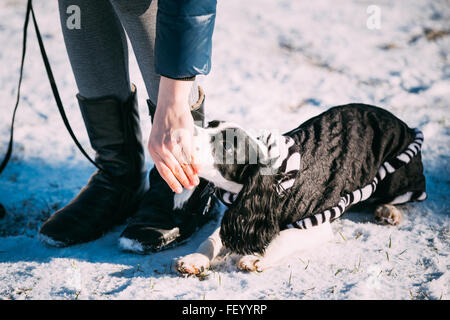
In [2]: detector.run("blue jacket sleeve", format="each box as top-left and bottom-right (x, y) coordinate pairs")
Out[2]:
(155, 0), (217, 79)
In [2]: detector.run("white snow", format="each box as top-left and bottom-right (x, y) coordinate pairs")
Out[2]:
(118, 237), (145, 255)
(0, 0), (449, 300)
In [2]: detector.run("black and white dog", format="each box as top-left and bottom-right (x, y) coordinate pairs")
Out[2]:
(174, 103), (427, 274)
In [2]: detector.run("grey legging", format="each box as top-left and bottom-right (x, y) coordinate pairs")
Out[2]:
(58, 0), (199, 105)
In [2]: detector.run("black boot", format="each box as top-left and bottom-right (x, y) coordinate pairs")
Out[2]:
(119, 86), (218, 253)
(39, 85), (148, 246)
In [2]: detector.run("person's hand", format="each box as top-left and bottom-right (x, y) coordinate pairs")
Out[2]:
(148, 77), (200, 194)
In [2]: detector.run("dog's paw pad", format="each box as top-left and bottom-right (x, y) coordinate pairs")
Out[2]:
(374, 204), (402, 226)
(175, 253), (210, 275)
(238, 255), (263, 272)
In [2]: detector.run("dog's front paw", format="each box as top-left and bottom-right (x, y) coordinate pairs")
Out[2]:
(237, 255), (267, 272)
(175, 253), (211, 275)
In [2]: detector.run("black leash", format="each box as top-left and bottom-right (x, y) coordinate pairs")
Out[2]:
(0, 0), (31, 175)
(0, 0), (102, 176)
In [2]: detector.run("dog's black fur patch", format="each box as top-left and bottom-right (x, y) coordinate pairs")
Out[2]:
(220, 167), (282, 255)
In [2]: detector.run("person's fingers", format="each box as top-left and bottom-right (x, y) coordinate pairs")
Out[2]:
(161, 150), (194, 190)
(180, 161), (199, 186)
(154, 159), (183, 194)
(171, 134), (200, 186)
(190, 154), (201, 175)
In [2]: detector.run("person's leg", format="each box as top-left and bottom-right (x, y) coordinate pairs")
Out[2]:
(39, 0), (148, 246)
(58, 0), (131, 101)
(109, 0), (216, 253)
(109, 0), (199, 106)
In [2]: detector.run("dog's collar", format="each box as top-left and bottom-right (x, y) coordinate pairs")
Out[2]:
(217, 135), (301, 205)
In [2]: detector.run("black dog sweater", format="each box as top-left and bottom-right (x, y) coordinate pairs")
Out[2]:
(219, 103), (426, 230)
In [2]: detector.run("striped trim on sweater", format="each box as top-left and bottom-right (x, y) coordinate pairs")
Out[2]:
(286, 128), (426, 229)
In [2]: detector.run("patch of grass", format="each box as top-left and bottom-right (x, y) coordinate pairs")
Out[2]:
(136, 264), (144, 273)
(302, 287), (315, 298)
(427, 243), (439, 253)
(409, 288), (430, 300)
(298, 257), (310, 270)
(304, 260), (310, 270)
(353, 256), (362, 273)
(379, 43), (399, 50)
(16, 288), (32, 296)
(147, 279), (160, 294)
(409, 28), (450, 44)
(424, 28), (450, 41)
(288, 270), (292, 287)
(387, 268), (395, 277)
(210, 267), (222, 287)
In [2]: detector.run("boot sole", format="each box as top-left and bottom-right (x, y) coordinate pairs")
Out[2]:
(118, 235), (190, 255)
(38, 233), (69, 247)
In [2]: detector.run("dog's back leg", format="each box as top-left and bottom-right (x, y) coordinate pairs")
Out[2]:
(175, 227), (222, 275)
(374, 204), (403, 225)
(238, 221), (333, 272)
(373, 153), (427, 225)
(374, 152), (427, 205)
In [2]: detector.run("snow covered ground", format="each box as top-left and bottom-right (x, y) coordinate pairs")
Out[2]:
(0, 0), (449, 300)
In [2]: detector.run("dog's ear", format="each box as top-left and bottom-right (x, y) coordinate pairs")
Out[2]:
(219, 166), (281, 255)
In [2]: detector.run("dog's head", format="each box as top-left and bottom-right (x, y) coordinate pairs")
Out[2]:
(194, 121), (294, 255)
(194, 121), (270, 190)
